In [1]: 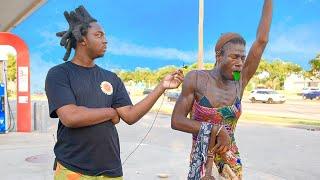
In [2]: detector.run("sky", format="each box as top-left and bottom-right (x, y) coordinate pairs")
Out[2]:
(2, 0), (320, 92)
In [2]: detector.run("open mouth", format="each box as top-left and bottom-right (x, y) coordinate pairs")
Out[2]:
(232, 67), (242, 72)
(232, 64), (243, 72)
(233, 71), (241, 81)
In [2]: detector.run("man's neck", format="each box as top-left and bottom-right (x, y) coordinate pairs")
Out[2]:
(71, 53), (95, 67)
(211, 67), (232, 85)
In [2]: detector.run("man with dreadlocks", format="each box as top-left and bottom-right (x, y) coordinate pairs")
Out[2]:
(171, 0), (272, 179)
(45, 5), (183, 179)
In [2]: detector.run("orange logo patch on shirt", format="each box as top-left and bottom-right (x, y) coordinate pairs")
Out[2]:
(100, 81), (113, 95)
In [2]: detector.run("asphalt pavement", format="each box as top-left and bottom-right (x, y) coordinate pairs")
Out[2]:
(0, 112), (319, 180)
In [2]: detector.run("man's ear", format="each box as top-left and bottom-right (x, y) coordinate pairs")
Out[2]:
(80, 37), (87, 46)
(216, 55), (223, 64)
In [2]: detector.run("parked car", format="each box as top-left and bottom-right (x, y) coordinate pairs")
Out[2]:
(300, 87), (320, 95)
(302, 91), (320, 100)
(166, 91), (180, 102)
(248, 89), (286, 104)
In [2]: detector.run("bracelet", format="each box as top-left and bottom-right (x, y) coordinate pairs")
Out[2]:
(216, 125), (223, 136)
(207, 153), (214, 158)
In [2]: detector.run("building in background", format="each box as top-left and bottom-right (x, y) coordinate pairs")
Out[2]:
(284, 74), (320, 92)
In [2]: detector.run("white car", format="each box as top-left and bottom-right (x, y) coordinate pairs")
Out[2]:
(249, 89), (286, 104)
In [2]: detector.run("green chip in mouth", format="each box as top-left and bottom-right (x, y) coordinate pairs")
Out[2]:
(233, 71), (240, 81)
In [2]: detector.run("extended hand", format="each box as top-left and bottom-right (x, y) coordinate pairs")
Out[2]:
(161, 69), (184, 89)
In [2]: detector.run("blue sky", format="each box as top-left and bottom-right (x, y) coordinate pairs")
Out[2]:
(8, 0), (320, 92)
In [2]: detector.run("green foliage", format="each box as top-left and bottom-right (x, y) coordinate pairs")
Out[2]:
(308, 54), (320, 78)
(7, 53), (17, 81)
(117, 59), (304, 90)
(253, 59), (302, 89)
(116, 62), (214, 86)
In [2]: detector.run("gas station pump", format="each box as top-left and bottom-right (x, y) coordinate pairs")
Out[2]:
(1, 32), (31, 132)
(0, 56), (8, 133)
(0, 83), (6, 133)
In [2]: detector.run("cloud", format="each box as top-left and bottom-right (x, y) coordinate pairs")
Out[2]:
(108, 37), (198, 63)
(265, 22), (320, 62)
(37, 30), (60, 50)
(30, 53), (56, 92)
(29, 36), (218, 93)
(269, 23), (319, 53)
(36, 22), (67, 52)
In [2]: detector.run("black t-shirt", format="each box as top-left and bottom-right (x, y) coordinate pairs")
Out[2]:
(45, 61), (132, 177)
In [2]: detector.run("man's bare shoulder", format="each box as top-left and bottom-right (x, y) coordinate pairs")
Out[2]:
(185, 70), (197, 79)
(182, 70), (208, 92)
(185, 70), (209, 82)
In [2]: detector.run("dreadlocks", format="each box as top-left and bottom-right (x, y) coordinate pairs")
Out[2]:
(56, 5), (97, 61)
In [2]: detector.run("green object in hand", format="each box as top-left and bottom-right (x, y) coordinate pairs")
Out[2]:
(233, 71), (240, 81)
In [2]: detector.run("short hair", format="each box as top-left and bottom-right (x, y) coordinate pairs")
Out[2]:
(56, 5), (97, 61)
(218, 37), (246, 56)
(215, 33), (246, 57)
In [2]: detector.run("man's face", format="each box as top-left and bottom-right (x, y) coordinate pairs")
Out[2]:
(218, 43), (246, 80)
(83, 22), (107, 59)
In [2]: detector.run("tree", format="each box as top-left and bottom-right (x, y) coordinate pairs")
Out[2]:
(308, 54), (320, 78)
(7, 53), (17, 81)
(118, 70), (133, 82)
(155, 66), (177, 82)
(251, 59), (302, 89)
(118, 59), (305, 90)
(181, 62), (214, 75)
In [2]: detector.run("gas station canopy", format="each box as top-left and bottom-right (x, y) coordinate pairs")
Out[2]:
(0, 0), (46, 32)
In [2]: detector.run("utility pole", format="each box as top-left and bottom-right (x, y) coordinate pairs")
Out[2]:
(197, 0), (204, 69)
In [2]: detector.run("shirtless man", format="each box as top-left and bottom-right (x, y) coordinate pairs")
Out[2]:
(171, 0), (272, 179)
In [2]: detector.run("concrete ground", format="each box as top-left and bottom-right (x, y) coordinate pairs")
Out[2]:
(1, 112), (320, 180)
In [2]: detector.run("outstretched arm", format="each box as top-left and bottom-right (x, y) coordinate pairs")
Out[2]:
(116, 70), (184, 125)
(242, 0), (272, 87)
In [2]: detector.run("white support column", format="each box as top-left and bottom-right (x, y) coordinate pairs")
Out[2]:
(198, 0), (204, 70)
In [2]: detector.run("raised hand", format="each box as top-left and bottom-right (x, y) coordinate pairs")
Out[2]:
(161, 69), (184, 89)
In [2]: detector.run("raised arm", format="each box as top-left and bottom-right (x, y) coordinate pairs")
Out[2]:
(242, 0), (272, 87)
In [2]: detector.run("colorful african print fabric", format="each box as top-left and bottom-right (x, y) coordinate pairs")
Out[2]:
(191, 96), (243, 179)
(54, 162), (123, 180)
(188, 122), (213, 180)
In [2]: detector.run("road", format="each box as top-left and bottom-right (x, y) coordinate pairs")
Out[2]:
(1, 112), (319, 180)
(161, 97), (320, 121)
(241, 99), (320, 120)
